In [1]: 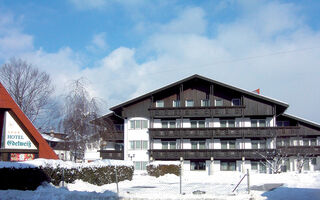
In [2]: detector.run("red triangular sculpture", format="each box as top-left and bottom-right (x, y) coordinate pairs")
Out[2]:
(0, 82), (58, 159)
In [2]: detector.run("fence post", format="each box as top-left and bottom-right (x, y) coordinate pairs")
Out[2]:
(247, 169), (250, 194)
(180, 157), (183, 194)
(115, 166), (119, 195)
(62, 167), (65, 187)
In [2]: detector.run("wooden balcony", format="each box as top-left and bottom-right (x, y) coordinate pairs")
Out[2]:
(101, 131), (124, 141)
(149, 106), (245, 118)
(99, 150), (124, 160)
(278, 146), (320, 156)
(149, 149), (275, 160)
(149, 126), (300, 139)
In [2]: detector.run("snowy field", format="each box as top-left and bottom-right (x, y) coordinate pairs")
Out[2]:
(1, 171), (320, 200)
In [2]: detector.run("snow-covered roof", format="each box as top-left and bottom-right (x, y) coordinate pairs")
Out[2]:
(282, 113), (320, 128)
(41, 133), (64, 142)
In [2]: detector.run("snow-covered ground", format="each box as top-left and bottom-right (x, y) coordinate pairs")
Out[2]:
(1, 171), (320, 200)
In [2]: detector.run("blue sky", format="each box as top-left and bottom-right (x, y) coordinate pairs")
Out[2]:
(0, 0), (320, 123)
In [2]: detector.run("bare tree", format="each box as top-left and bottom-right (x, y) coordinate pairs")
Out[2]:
(296, 149), (315, 173)
(62, 78), (101, 161)
(256, 149), (288, 173)
(0, 58), (54, 126)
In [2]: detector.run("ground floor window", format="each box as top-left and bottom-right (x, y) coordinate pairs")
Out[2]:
(190, 160), (206, 171)
(220, 161), (236, 171)
(259, 162), (266, 173)
(251, 161), (258, 171)
(134, 161), (148, 170)
(303, 160), (310, 171)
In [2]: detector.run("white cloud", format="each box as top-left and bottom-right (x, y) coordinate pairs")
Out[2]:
(160, 7), (207, 35)
(86, 32), (108, 52)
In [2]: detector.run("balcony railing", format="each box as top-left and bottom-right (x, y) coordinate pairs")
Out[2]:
(99, 150), (124, 160)
(149, 106), (245, 118)
(101, 131), (124, 141)
(149, 126), (300, 139)
(278, 146), (320, 156)
(149, 149), (275, 160)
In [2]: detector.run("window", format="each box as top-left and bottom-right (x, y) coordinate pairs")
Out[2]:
(277, 121), (290, 126)
(191, 161), (206, 171)
(161, 121), (177, 128)
(251, 162), (258, 170)
(259, 120), (266, 127)
(252, 141), (258, 149)
(303, 139), (310, 146)
(130, 120), (148, 129)
(311, 138), (317, 146)
(143, 141), (148, 149)
(191, 140), (206, 149)
(169, 141), (176, 149)
(173, 100), (180, 107)
(162, 141), (176, 149)
(130, 140), (148, 150)
(311, 158), (317, 165)
(251, 119), (267, 127)
(228, 120), (235, 127)
(252, 140), (266, 149)
(251, 120), (257, 127)
(169, 121), (176, 128)
(156, 100), (164, 107)
(191, 120), (206, 128)
(221, 140), (236, 149)
(191, 121), (197, 128)
(201, 99), (210, 107)
(161, 121), (168, 128)
(220, 120), (227, 128)
(115, 143), (123, 151)
(229, 141), (235, 149)
(232, 99), (241, 106)
(259, 162), (266, 173)
(221, 161), (236, 171)
(220, 120), (235, 127)
(303, 160), (310, 171)
(185, 100), (194, 107)
(162, 141), (168, 149)
(198, 121), (205, 128)
(221, 141), (228, 149)
(215, 99), (223, 106)
(134, 161), (148, 170)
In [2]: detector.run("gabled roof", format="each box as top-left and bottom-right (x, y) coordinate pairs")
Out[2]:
(0, 82), (58, 159)
(110, 74), (289, 111)
(282, 113), (320, 129)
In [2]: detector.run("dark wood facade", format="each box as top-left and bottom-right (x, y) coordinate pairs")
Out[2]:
(102, 74), (320, 163)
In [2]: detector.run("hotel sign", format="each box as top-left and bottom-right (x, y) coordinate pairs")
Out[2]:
(1, 111), (37, 150)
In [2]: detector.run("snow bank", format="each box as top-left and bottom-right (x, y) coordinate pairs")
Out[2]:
(0, 159), (133, 169)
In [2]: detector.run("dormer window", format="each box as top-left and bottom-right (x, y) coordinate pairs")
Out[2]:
(185, 100), (194, 107)
(156, 100), (164, 108)
(201, 99), (210, 107)
(232, 98), (241, 106)
(215, 99), (223, 106)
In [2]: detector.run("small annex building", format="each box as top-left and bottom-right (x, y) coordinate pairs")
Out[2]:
(0, 82), (58, 161)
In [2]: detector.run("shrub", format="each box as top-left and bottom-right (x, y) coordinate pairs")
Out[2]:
(147, 163), (180, 177)
(0, 159), (134, 190)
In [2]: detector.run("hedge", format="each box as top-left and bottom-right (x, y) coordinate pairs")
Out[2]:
(0, 159), (134, 190)
(147, 163), (180, 177)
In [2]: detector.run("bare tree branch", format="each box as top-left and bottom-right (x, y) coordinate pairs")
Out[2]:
(0, 57), (55, 127)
